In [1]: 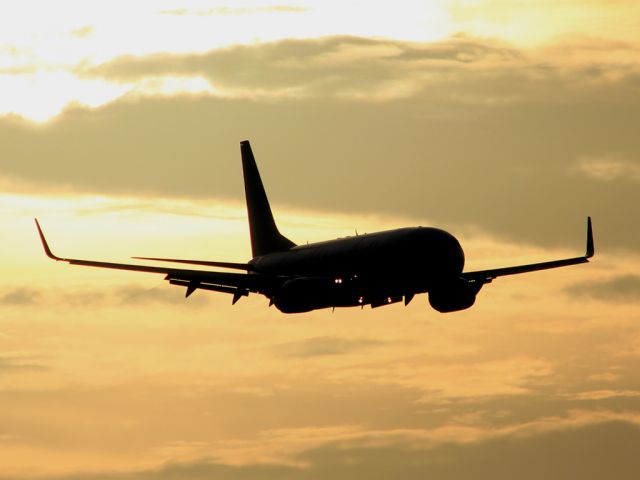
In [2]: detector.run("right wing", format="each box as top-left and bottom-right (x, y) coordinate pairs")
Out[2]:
(35, 219), (284, 303)
(462, 217), (594, 285)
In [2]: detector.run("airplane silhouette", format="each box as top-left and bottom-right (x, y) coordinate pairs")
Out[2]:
(36, 140), (594, 313)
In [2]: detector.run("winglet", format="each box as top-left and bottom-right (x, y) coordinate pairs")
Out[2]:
(34, 219), (64, 261)
(586, 216), (594, 259)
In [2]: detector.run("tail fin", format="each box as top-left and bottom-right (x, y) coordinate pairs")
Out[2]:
(241, 140), (296, 257)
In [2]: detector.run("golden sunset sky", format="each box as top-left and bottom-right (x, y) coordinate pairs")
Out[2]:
(1, 0), (640, 478)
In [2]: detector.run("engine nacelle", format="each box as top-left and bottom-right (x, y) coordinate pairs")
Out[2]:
(273, 277), (337, 314)
(428, 280), (483, 313)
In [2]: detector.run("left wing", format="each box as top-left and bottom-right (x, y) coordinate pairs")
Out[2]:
(35, 219), (284, 303)
(462, 217), (594, 284)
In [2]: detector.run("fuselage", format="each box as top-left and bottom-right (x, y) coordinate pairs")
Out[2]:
(250, 227), (465, 295)
(34, 140), (593, 314)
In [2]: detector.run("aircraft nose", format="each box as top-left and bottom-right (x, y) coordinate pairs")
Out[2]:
(441, 231), (465, 276)
(419, 228), (465, 278)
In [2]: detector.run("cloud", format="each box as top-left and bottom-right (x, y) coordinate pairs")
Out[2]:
(566, 275), (640, 303)
(569, 390), (640, 401)
(113, 284), (207, 306)
(2, 35), (640, 252)
(0, 288), (42, 306)
(448, 0), (640, 45)
(0, 355), (48, 373)
(329, 355), (555, 400)
(84, 35), (526, 100)
(295, 420), (640, 480)
(0, 285), (211, 309)
(572, 154), (640, 182)
(70, 26), (94, 38)
(4, 419), (640, 480)
(273, 335), (385, 358)
(82, 35), (640, 103)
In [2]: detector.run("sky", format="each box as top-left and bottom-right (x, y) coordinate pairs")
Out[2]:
(1, 0), (640, 478)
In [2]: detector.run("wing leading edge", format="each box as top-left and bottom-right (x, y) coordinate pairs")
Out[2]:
(34, 219), (282, 303)
(462, 217), (594, 284)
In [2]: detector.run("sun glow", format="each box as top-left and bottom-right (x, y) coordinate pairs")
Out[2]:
(0, 0), (453, 122)
(0, 71), (128, 122)
(3, 0), (639, 122)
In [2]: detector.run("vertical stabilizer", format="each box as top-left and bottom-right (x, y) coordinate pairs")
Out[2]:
(241, 140), (296, 257)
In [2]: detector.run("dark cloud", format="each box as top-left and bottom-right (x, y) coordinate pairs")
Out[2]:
(85, 35), (523, 96)
(4, 421), (640, 480)
(296, 421), (640, 480)
(2, 36), (640, 252)
(566, 275), (640, 303)
(0, 287), (42, 306)
(274, 335), (384, 358)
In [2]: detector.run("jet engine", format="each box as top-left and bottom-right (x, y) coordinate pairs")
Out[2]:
(273, 277), (339, 314)
(428, 279), (483, 313)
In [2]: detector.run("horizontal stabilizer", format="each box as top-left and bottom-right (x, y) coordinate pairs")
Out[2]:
(132, 256), (252, 271)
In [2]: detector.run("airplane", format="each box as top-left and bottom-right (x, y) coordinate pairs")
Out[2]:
(35, 140), (594, 314)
